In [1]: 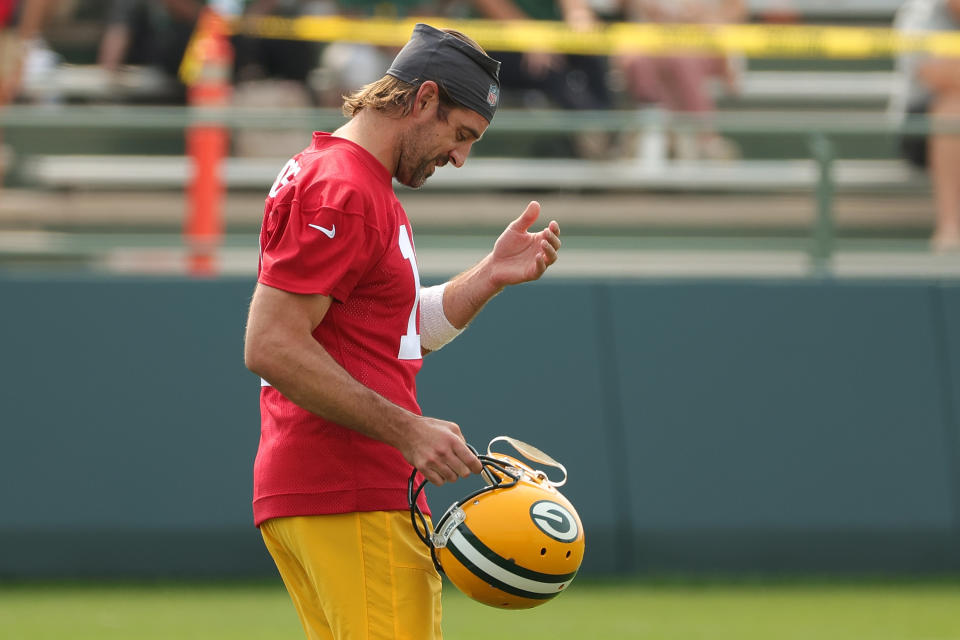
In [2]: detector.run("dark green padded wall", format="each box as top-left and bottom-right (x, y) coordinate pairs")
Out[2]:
(1, 276), (957, 577)
(0, 277), (271, 576)
(611, 282), (958, 572)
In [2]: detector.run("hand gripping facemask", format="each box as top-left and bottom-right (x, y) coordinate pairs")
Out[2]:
(408, 436), (585, 609)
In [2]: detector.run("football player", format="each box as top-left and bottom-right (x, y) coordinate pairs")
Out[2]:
(244, 23), (561, 640)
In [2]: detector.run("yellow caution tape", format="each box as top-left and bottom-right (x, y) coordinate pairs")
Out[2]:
(227, 16), (960, 58)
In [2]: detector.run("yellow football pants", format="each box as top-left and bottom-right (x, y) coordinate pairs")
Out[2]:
(261, 512), (443, 640)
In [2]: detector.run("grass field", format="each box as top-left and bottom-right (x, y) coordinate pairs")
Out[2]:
(2, 579), (959, 640)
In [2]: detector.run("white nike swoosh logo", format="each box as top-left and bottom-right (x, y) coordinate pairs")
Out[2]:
(308, 223), (336, 238)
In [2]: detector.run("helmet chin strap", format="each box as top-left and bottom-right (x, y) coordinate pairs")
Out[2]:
(487, 436), (568, 487)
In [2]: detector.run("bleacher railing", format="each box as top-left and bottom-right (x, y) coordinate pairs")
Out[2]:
(3, 104), (956, 274)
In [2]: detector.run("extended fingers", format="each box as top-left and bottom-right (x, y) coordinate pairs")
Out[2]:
(538, 222), (561, 266)
(540, 239), (559, 265)
(510, 201), (542, 233)
(542, 222), (561, 250)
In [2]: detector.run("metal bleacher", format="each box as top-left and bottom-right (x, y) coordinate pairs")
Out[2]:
(9, 99), (922, 195)
(6, 0), (918, 197)
(9, 74), (917, 197)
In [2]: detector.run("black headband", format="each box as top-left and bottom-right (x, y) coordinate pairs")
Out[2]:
(386, 23), (502, 123)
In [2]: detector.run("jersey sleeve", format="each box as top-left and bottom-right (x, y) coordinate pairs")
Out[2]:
(258, 199), (379, 301)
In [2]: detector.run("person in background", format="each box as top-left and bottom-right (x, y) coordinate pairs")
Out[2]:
(471, 0), (614, 157)
(616, 0), (746, 161)
(314, 1), (447, 107)
(97, 0), (203, 103)
(0, 0), (51, 103)
(0, 0), (54, 185)
(243, 23), (561, 640)
(229, 0), (326, 158)
(232, 0), (319, 87)
(892, 0), (960, 252)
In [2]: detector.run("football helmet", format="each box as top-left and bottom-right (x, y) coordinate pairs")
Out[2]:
(409, 436), (585, 609)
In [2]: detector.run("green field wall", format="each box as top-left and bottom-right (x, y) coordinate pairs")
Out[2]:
(1, 276), (958, 578)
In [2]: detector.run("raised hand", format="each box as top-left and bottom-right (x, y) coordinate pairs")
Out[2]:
(487, 201), (561, 288)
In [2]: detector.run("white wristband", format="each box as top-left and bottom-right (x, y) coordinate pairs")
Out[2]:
(420, 283), (463, 351)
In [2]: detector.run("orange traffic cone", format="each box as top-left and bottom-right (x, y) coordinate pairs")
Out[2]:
(182, 9), (234, 277)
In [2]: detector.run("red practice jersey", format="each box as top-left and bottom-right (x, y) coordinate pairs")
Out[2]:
(253, 132), (429, 526)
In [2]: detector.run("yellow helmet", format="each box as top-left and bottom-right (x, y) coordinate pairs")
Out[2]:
(409, 436), (585, 609)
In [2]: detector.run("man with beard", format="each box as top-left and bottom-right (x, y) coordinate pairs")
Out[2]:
(243, 23), (561, 640)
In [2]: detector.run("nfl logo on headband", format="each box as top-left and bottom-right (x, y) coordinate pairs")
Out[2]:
(486, 84), (499, 108)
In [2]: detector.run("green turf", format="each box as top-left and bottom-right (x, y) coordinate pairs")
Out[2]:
(0, 582), (300, 640)
(445, 580), (960, 640)
(1, 579), (959, 639)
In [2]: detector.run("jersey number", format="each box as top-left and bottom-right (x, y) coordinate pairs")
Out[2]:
(269, 159), (302, 197)
(397, 225), (422, 360)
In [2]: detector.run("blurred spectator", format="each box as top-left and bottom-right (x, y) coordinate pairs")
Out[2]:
(616, 0), (746, 161)
(470, 0), (615, 158)
(97, 0), (203, 103)
(0, 0), (52, 102)
(1, 0), (54, 183)
(230, 0), (443, 158)
(313, 1), (446, 107)
(233, 0), (320, 86)
(891, 0), (960, 252)
(232, 0), (329, 158)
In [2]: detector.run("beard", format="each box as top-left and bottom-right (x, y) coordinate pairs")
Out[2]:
(396, 123), (447, 189)
(405, 155), (444, 189)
